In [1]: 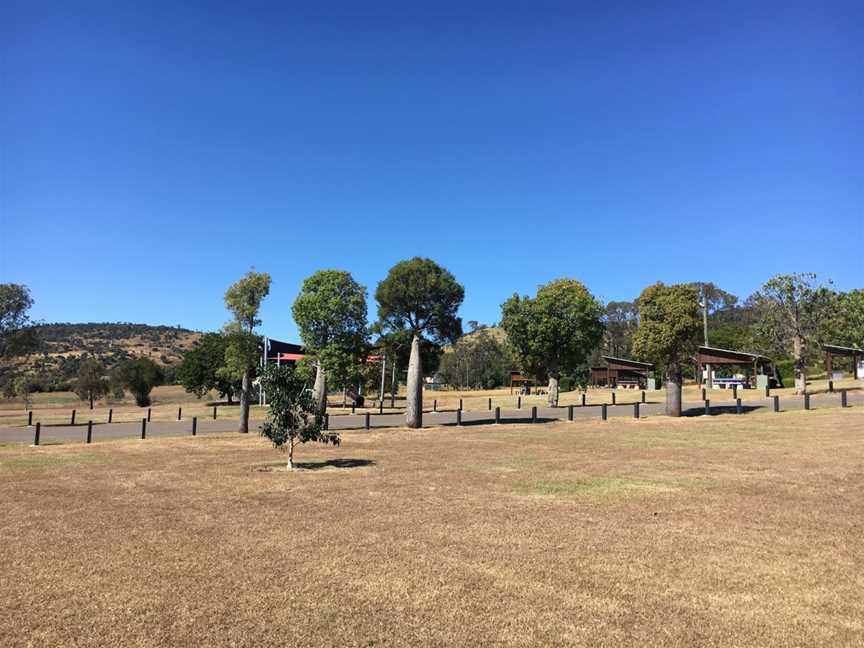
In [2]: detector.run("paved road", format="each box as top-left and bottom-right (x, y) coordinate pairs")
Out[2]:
(2, 391), (860, 445)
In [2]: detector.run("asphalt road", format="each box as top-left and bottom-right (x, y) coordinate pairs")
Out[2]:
(2, 391), (860, 446)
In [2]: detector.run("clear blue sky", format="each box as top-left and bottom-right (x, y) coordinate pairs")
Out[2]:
(2, 1), (862, 341)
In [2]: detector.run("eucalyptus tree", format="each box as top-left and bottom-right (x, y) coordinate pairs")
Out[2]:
(224, 271), (271, 432)
(501, 279), (604, 407)
(292, 270), (368, 414)
(750, 273), (834, 394)
(75, 358), (107, 409)
(375, 258), (464, 428)
(632, 282), (702, 416)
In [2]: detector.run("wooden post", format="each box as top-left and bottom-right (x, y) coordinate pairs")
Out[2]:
(147, 408), (151, 422)
(141, 418), (147, 439)
(364, 412), (370, 429)
(34, 422), (40, 446)
(773, 395), (780, 412)
(841, 390), (848, 408)
(459, 398), (463, 411)
(804, 393), (811, 410)
(71, 409), (76, 425)
(704, 399), (710, 416)
(531, 406), (537, 423)
(641, 390), (646, 403)
(27, 410), (32, 426)
(192, 417), (198, 436)
(86, 420), (92, 444)
(736, 398), (742, 414)
(581, 393), (586, 407)
(494, 406), (501, 424)
(601, 404), (607, 421)
(108, 408), (113, 423)
(456, 409), (462, 426)
(568, 405), (574, 421)
(634, 403), (640, 419)
(611, 391), (616, 405)
(177, 407), (182, 421)
(517, 396), (521, 409)
(433, 399), (437, 412)
(488, 397), (492, 411)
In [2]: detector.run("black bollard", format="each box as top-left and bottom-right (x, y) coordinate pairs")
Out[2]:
(494, 406), (501, 424)
(568, 405), (574, 421)
(773, 395), (780, 412)
(364, 412), (370, 430)
(841, 390), (848, 408)
(192, 417), (197, 436)
(213, 406), (217, 420)
(611, 392), (616, 405)
(765, 386), (770, 398)
(517, 396), (522, 409)
(641, 391), (646, 404)
(704, 399), (710, 416)
(601, 404), (607, 421)
(351, 404), (356, 414)
(804, 393), (811, 410)
(459, 398), (463, 410)
(28, 410), (32, 426)
(177, 407), (182, 421)
(488, 398), (492, 411)
(828, 380), (834, 393)
(141, 418), (147, 439)
(701, 388), (706, 401)
(34, 422), (41, 446)
(581, 393), (586, 407)
(456, 409), (462, 426)
(86, 420), (92, 444)
(736, 398), (742, 414)
(531, 406), (537, 424)
(634, 403), (640, 419)
(434, 399), (438, 412)
(108, 408), (113, 423)
(147, 408), (151, 422)
(732, 385), (738, 399)
(71, 409), (76, 425)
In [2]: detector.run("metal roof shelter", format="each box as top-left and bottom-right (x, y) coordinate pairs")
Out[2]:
(591, 356), (654, 388)
(823, 344), (863, 381)
(696, 346), (777, 388)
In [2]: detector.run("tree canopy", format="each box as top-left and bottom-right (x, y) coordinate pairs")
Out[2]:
(500, 279), (604, 406)
(438, 328), (513, 390)
(75, 358), (107, 408)
(176, 333), (239, 403)
(225, 271), (272, 333)
(112, 357), (164, 407)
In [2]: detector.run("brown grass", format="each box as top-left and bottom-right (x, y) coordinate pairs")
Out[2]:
(1, 409), (863, 647)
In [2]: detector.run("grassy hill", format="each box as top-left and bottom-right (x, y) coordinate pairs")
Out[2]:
(4, 323), (201, 391)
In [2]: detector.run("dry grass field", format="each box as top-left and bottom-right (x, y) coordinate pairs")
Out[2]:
(1, 408), (862, 646)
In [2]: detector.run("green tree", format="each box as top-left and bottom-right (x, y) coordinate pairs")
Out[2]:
(0, 284), (39, 394)
(604, 301), (639, 358)
(750, 273), (834, 394)
(438, 329), (513, 390)
(176, 333), (239, 403)
(292, 270), (368, 414)
(75, 358), (107, 409)
(14, 375), (37, 410)
(632, 283), (702, 416)
(501, 279), (605, 406)
(258, 364), (340, 470)
(224, 271), (271, 432)
(821, 289), (864, 348)
(112, 358), (164, 407)
(375, 258), (464, 428)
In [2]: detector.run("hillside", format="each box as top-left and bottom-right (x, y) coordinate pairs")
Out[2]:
(5, 323), (201, 389)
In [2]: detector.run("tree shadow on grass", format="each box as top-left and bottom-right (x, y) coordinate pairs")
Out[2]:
(682, 405), (764, 417)
(256, 458), (376, 471)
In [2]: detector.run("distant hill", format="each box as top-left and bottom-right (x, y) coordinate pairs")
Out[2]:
(5, 323), (202, 390)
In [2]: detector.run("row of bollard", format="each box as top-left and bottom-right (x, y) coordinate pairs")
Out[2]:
(29, 405), (220, 428)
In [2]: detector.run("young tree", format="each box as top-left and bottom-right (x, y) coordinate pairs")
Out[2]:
(375, 258), (464, 428)
(258, 364), (340, 470)
(14, 375), (36, 411)
(224, 271), (271, 433)
(501, 279), (605, 406)
(113, 358), (164, 407)
(75, 358), (107, 409)
(176, 333), (239, 403)
(750, 273), (834, 394)
(632, 283), (702, 416)
(292, 270), (368, 414)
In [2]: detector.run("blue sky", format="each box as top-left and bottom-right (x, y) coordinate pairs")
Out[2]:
(2, 1), (862, 341)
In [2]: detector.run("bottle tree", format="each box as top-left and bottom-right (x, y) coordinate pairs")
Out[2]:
(375, 258), (464, 428)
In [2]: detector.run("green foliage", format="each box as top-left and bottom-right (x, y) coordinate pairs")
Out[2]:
(75, 358), (107, 404)
(438, 329), (514, 389)
(219, 327), (260, 384)
(112, 358), (164, 407)
(632, 283), (701, 379)
(500, 279), (605, 382)
(258, 364), (340, 469)
(176, 333), (239, 402)
(375, 257), (464, 345)
(820, 289), (864, 348)
(749, 273), (834, 363)
(13, 374), (37, 409)
(604, 301), (638, 358)
(292, 270), (369, 389)
(0, 283), (37, 359)
(224, 271), (272, 332)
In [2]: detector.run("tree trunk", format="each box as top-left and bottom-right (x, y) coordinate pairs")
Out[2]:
(793, 335), (806, 394)
(287, 440), (294, 471)
(406, 334), (423, 428)
(238, 367), (251, 433)
(547, 374), (560, 407)
(665, 372), (682, 417)
(227, 390), (234, 405)
(89, 392), (94, 410)
(313, 362), (327, 414)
